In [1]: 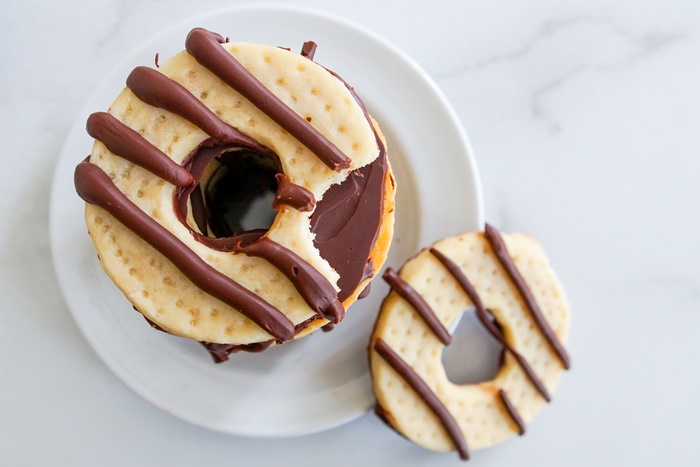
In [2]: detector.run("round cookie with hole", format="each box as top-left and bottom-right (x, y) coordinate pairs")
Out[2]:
(75, 28), (395, 358)
(369, 224), (570, 460)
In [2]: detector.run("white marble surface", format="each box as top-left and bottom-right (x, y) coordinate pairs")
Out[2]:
(2, 0), (699, 465)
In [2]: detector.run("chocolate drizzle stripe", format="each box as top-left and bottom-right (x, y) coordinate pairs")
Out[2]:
(86, 112), (194, 187)
(272, 173), (316, 212)
(200, 340), (272, 363)
(484, 224), (571, 370)
(197, 232), (344, 324)
(382, 268), (451, 345)
(428, 247), (551, 402)
(74, 162), (295, 341)
(301, 41), (317, 60)
(126, 66), (266, 151)
(498, 390), (526, 435)
(184, 28), (351, 172)
(201, 313), (322, 363)
(223, 233), (345, 324)
(374, 338), (469, 461)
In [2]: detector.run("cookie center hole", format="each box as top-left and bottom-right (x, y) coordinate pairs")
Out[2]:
(198, 149), (281, 238)
(442, 308), (505, 385)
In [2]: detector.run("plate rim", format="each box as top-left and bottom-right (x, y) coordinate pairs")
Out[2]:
(49, 3), (484, 438)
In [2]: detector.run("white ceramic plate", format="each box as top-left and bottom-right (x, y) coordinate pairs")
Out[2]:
(49, 4), (483, 438)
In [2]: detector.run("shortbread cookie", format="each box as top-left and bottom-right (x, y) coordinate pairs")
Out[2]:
(369, 224), (570, 460)
(75, 28), (395, 356)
